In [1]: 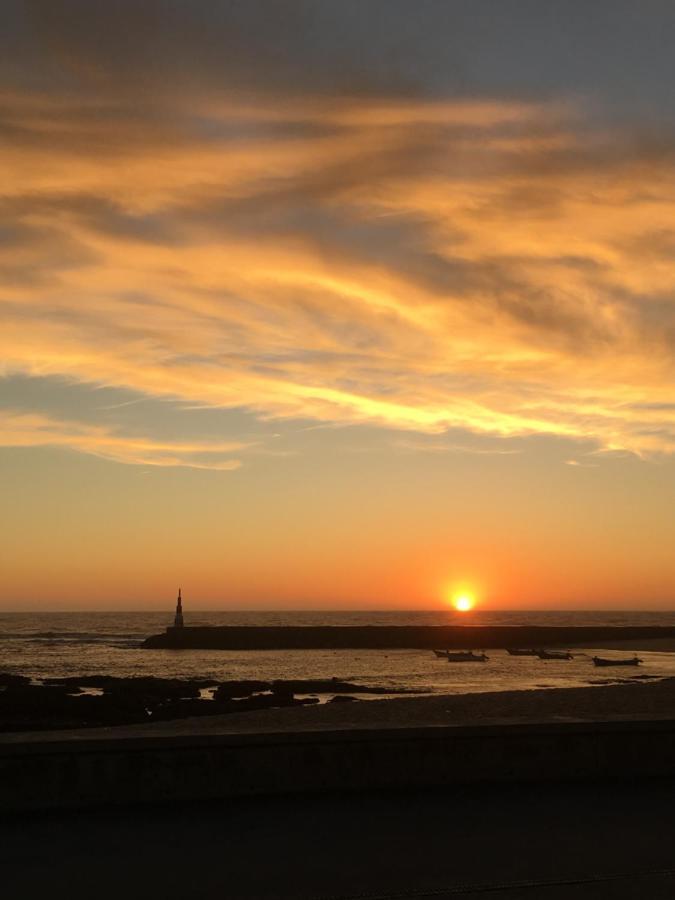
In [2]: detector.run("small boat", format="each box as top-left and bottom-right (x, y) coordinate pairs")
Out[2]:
(506, 648), (539, 656)
(592, 656), (642, 667)
(447, 650), (489, 662)
(432, 649), (449, 659)
(537, 649), (573, 660)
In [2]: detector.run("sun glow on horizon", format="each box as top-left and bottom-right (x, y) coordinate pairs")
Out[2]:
(449, 591), (476, 612)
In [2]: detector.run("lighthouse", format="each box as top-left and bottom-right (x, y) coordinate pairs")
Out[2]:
(173, 588), (184, 628)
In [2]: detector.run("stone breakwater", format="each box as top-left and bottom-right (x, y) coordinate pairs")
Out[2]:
(141, 624), (675, 650)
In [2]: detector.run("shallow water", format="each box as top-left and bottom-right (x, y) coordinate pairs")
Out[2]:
(2, 610), (675, 695)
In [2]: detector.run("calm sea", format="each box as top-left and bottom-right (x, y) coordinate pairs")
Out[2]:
(2, 609), (675, 696)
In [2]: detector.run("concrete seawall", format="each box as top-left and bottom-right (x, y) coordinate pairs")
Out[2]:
(3, 717), (675, 813)
(142, 624), (675, 650)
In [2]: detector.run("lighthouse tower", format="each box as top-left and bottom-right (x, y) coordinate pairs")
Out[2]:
(173, 588), (184, 628)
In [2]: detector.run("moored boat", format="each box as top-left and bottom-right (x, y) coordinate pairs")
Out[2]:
(537, 649), (573, 660)
(447, 650), (488, 662)
(506, 648), (539, 656)
(592, 655), (642, 667)
(432, 649), (448, 658)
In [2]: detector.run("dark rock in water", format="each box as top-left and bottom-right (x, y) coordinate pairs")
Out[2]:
(223, 692), (315, 712)
(67, 693), (149, 725)
(101, 677), (202, 702)
(1, 684), (72, 714)
(0, 674), (338, 732)
(271, 681), (294, 698)
(232, 693), (290, 711)
(44, 676), (209, 701)
(44, 676), (105, 688)
(0, 673), (30, 688)
(212, 678), (394, 701)
(328, 695), (359, 703)
(213, 680), (272, 700)
(152, 691), (319, 722)
(0, 683), (149, 732)
(271, 678), (397, 695)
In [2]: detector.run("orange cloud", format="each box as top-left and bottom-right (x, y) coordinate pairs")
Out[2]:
(0, 411), (248, 470)
(2, 88), (675, 458)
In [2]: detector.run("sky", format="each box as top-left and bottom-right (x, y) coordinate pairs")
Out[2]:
(2, 1), (675, 610)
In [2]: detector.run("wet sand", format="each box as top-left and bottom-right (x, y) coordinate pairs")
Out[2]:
(4, 673), (675, 743)
(130, 674), (675, 735)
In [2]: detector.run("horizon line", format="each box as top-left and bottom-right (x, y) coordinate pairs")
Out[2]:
(2, 607), (675, 614)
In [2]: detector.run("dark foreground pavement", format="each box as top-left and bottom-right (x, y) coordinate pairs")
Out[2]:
(3, 779), (675, 899)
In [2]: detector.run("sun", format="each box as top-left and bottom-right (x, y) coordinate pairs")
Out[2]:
(452, 593), (475, 612)
(442, 583), (479, 612)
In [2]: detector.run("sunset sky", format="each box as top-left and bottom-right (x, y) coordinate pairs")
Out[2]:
(2, 1), (675, 609)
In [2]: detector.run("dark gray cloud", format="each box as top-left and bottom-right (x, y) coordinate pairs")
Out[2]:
(3, 0), (675, 113)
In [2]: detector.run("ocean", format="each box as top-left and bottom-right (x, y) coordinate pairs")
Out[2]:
(3, 609), (675, 696)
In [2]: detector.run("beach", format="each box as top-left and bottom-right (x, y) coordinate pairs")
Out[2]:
(158, 675), (675, 736)
(4, 672), (675, 743)
(4, 612), (675, 738)
(6, 643), (675, 899)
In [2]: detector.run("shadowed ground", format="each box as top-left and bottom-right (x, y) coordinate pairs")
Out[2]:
(3, 779), (675, 899)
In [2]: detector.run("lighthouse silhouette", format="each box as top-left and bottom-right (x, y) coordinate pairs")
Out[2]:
(173, 588), (184, 628)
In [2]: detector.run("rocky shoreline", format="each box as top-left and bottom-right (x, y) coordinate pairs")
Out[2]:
(4, 673), (675, 744)
(0, 674), (415, 733)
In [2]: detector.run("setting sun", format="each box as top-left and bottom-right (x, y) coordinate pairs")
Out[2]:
(452, 593), (475, 612)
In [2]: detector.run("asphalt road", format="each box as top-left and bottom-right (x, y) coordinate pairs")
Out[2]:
(3, 779), (675, 899)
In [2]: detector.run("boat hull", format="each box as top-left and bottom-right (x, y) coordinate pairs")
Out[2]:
(447, 652), (488, 662)
(592, 657), (641, 667)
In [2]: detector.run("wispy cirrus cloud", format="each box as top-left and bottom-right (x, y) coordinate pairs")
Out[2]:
(0, 410), (249, 470)
(393, 438), (521, 456)
(1, 4), (675, 464)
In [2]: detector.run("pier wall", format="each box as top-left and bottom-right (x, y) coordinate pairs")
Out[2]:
(3, 718), (675, 813)
(142, 624), (675, 650)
